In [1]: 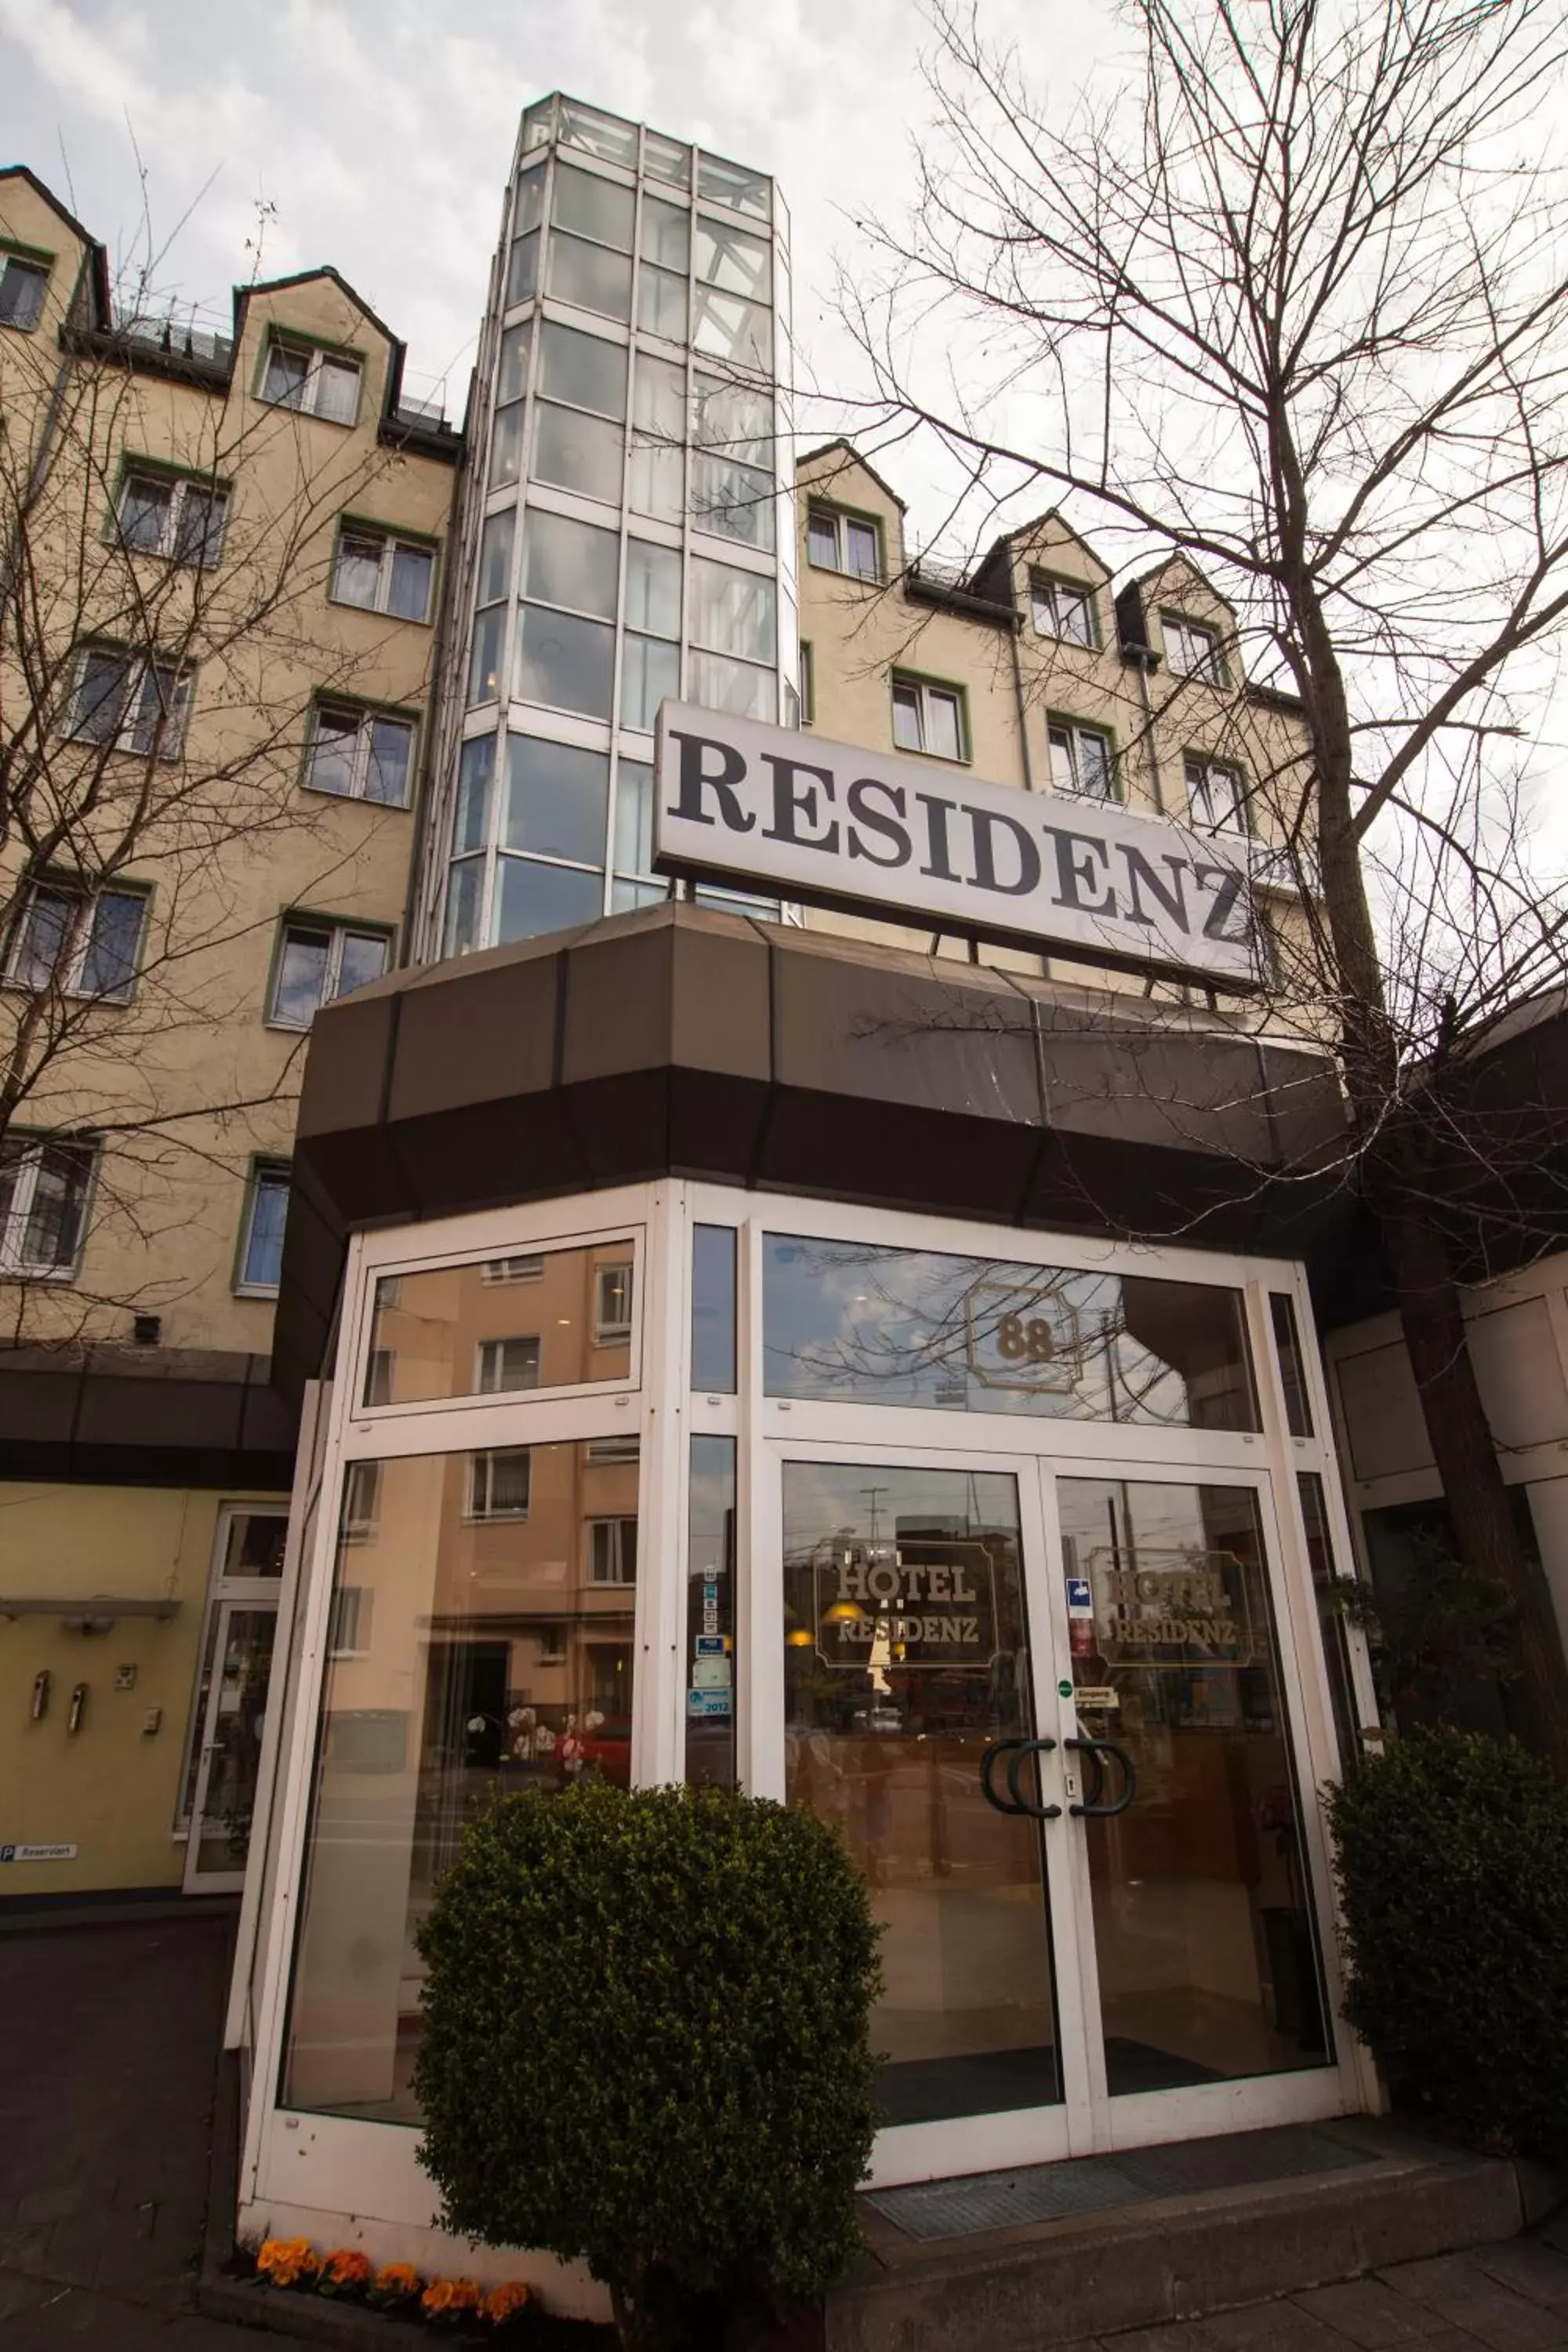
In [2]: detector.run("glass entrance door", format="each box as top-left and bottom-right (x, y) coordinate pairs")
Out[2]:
(184, 1602), (278, 1893)
(769, 1446), (1337, 2178)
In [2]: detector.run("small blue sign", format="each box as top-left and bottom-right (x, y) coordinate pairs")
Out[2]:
(1065, 1578), (1093, 1617)
(695, 1635), (726, 1655)
(687, 1690), (732, 1718)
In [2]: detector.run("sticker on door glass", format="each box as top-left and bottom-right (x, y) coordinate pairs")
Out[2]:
(811, 1537), (999, 1671)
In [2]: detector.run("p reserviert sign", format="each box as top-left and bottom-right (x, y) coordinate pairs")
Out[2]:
(654, 703), (1260, 986)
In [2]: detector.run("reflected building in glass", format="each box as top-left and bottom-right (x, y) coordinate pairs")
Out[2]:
(416, 94), (796, 956)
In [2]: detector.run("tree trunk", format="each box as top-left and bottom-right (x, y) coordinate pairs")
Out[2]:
(1380, 1186), (1568, 1776)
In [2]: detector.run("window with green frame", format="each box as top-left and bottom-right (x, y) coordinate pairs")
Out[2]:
(891, 672), (966, 760)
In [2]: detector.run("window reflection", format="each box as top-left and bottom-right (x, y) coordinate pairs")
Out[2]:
(684, 1436), (736, 1789)
(363, 1239), (635, 1406)
(283, 1440), (638, 2119)
(764, 1236), (1260, 1429)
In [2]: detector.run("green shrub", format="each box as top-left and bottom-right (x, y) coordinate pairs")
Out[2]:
(1326, 1728), (1568, 2161)
(413, 1781), (881, 2350)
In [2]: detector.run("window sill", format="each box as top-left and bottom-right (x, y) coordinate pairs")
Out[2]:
(891, 740), (972, 768)
(0, 977), (134, 1008)
(263, 1015), (315, 1035)
(806, 557), (881, 586)
(260, 394), (358, 430)
(299, 781), (414, 813)
(233, 1283), (281, 1301)
(463, 1512), (532, 1525)
(1033, 629), (1099, 652)
(0, 1263), (78, 1283)
(327, 592), (433, 628)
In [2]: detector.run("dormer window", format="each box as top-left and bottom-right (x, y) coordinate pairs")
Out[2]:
(1163, 612), (1225, 683)
(807, 503), (880, 583)
(1185, 755), (1249, 835)
(1031, 573), (1097, 648)
(261, 334), (361, 425)
(0, 252), (49, 332)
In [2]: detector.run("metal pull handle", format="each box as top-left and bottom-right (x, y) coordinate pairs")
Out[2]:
(1064, 1736), (1137, 1818)
(980, 1737), (1062, 1820)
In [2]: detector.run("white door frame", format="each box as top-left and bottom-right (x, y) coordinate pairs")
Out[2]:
(183, 1595), (280, 1896)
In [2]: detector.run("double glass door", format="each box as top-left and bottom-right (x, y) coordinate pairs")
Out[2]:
(771, 1445), (1334, 2177)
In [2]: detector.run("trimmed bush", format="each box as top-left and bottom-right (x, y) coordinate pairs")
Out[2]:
(413, 1782), (881, 2350)
(1326, 1728), (1568, 2161)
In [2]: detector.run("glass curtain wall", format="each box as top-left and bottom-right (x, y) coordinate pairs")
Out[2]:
(436, 94), (797, 959)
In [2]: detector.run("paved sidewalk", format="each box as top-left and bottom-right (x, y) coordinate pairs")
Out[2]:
(0, 1896), (258, 2348)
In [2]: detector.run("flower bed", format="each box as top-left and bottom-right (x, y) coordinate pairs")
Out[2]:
(242, 2238), (610, 2343)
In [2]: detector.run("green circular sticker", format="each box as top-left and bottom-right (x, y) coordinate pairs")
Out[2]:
(1057, 1679), (1073, 1698)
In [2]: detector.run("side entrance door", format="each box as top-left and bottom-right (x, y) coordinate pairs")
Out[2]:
(183, 1601), (279, 1893)
(755, 1440), (1346, 2185)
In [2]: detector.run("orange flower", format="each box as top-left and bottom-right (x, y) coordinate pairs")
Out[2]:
(482, 2278), (533, 2324)
(255, 2236), (318, 2288)
(318, 2247), (372, 2295)
(370, 2260), (423, 2305)
(422, 2275), (482, 2320)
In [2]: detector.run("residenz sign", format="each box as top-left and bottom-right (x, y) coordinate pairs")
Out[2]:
(654, 703), (1260, 986)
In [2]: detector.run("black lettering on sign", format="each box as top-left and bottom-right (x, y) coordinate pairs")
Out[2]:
(1044, 826), (1117, 916)
(1120, 845), (1191, 932)
(668, 728), (754, 832)
(760, 754), (840, 853)
(968, 805), (1042, 897)
(846, 776), (913, 867)
(1192, 863), (1252, 944)
(914, 793), (963, 882)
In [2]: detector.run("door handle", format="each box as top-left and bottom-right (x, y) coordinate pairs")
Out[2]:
(980, 1737), (1062, 1820)
(1064, 1736), (1137, 1818)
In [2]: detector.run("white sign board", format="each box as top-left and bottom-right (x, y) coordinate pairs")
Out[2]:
(0, 1842), (77, 1862)
(654, 703), (1258, 985)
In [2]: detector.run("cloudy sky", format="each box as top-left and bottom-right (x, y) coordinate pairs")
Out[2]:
(0, 0), (1118, 551)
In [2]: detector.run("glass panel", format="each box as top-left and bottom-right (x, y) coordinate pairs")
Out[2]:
(691, 287), (772, 373)
(78, 891), (143, 1000)
(553, 162), (634, 252)
(521, 508), (618, 620)
(467, 605), (505, 707)
(644, 131), (691, 188)
(612, 877), (670, 912)
(272, 927), (331, 1026)
(532, 402), (624, 504)
(690, 556), (776, 661)
(559, 100), (639, 168)
(698, 154), (771, 219)
(503, 735), (609, 866)
(365, 1238), (634, 1404)
(365, 718), (414, 806)
(307, 709), (358, 796)
(497, 321), (532, 407)
(514, 604), (615, 720)
(807, 510), (840, 569)
(191, 1606), (277, 1878)
(1271, 1293), (1314, 1438)
(121, 475), (172, 553)
(388, 543), (434, 623)
(488, 402), (524, 490)
(179, 1606), (226, 1824)
(10, 887), (74, 987)
(1299, 1472), (1359, 1767)
(514, 165), (545, 238)
(337, 932), (389, 998)
(477, 509), (515, 608)
(506, 230), (539, 307)
(622, 539), (681, 637)
(444, 856), (484, 956)
(614, 757), (655, 876)
(684, 1436), (736, 1789)
(620, 634), (680, 732)
(334, 531), (383, 608)
(696, 373), (773, 467)
(74, 648), (129, 742)
(925, 689), (963, 762)
(629, 353), (685, 522)
(521, 98), (554, 151)
(764, 1236), (1261, 1429)
(547, 232), (633, 324)
(539, 320), (628, 419)
(263, 342), (308, 406)
(785, 1461), (1058, 2125)
(691, 1225), (737, 1392)
(846, 519), (880, 580)
(495, 855), (604, 941)
(695, 219), (772, 303)
(315, 358), (360, 425)
(641, 196), (691, 271)
(686, 649), (776, 723)
(282, 1443), (638, 2118)
(223, 1510), (289, 1577)
(242, 1171), (289, 1289)
(692, 455), (774, 550)
(1057, 1477), (1330, 2085)
(636, 265), (688, 342)
(24, 1145), (90, 1270)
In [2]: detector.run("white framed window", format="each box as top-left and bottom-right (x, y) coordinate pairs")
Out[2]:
(476, 1335), (542, 1394)
(1163, 612), (1225, 683)
(1185, 755), (1249, 835)
(70, 647), (190, 760)
(118, 471), (227, 568)
(891, 674), (966, 761)
(589, 1517), (638, 1586)
(5, 880), (147, 1004)
(331, 525), (436, 623)
(0, 1138), (94, 1278)
(594, 1262), (633, 1342)
(481, 1254), (544, 1285)
(328, 1584), (374, 1656)
(268, 917), (390, 1029)
(260, 336), (361, 425)
(342, 1462), (382, 1544)
(1031, 573), (1096, 647)
(237, 1163), (289, 1296)
(303, 702), (416, 807)
(807, 504), (880, 582)
(468, 1447), (532, 1521)
(0, 252), (49, 331)
(1047, 720), (1114, 800)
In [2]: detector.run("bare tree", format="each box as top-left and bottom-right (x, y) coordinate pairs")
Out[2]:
(837, 0), (1568, 1765)
(0, 241), (434, 1340)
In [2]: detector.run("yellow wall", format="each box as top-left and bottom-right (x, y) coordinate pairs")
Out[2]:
(0, 1481), (285, 1896)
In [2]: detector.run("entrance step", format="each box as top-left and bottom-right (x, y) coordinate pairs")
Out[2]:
(826, 2120), (1530, 2352)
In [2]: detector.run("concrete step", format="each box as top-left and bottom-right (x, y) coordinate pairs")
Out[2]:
(826, 2120), (1533, 2352)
